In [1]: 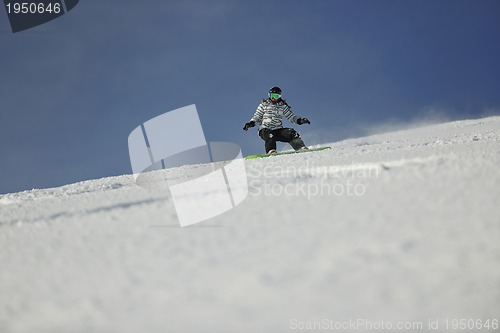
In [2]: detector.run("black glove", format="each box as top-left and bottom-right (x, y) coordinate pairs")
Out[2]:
(297, 117), (310, 125)
(243, 121), (255, 131)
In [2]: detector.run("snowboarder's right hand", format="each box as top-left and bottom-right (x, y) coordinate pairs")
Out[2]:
(243, 121), (255, 131)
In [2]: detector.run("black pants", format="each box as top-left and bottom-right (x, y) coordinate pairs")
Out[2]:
(259, 128), (306, 153)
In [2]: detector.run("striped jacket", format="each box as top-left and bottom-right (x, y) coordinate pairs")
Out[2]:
(250, 98), (299, 130)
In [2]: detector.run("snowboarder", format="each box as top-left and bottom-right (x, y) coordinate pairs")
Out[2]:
(243, 86), (311, 154)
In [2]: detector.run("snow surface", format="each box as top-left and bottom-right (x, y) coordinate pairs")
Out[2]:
(1, 117), (500, 332)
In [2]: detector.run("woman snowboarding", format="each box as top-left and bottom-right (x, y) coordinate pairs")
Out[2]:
(243, 86), (311, 154)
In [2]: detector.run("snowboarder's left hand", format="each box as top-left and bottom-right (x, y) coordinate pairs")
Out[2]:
(297, 118), (310, 125)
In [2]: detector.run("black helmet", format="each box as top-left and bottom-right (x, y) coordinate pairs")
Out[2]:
(269, 86), (282, 94)
(268, 86), (282, 99)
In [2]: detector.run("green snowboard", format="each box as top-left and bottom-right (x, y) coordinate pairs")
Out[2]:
(245, 146), (331, 160)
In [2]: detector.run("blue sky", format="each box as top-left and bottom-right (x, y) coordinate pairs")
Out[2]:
(1, 0), (499, 194)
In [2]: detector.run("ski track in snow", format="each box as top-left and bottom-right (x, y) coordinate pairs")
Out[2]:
(1, 117), (500, 333)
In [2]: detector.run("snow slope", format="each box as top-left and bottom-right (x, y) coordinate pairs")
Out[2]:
(1, 116), (500, 333)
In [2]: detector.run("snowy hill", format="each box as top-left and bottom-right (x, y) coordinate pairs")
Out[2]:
(1, 116), (500, 332)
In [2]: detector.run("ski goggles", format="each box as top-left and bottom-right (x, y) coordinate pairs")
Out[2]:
(268, 92), (281, 99)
